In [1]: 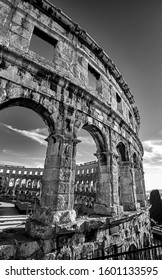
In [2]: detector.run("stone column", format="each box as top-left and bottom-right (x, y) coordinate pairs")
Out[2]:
(42, 132), (76, 211)
(41, 133), (63, 210)
(111, 153), (120, 206)
(134, 164), (146, 207)
(71, 138), (81, 208)
(93, 151), (113, 215)
(26, 132), (76, 236)
(118, 161), (137, 211)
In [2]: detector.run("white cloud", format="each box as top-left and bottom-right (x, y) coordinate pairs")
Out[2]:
(3, 124), (48, 146)
(78, 136), (95, 145)
(2, 149), (26, 156)
(76, 151), (83, 157)
(0, 160), (26, 167)
(27, 156), (45, 168)
(0, 158), (45, 169)
(143, 139), (162, 169)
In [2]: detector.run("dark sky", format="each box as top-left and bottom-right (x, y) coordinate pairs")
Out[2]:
(0, 0), (162, 189)
(51, 0), (162, 139)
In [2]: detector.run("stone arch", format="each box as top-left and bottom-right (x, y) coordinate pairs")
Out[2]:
(116, 142), (137, 211)
(74, 115), (112, 215)
(14, 178), (20, 199)
(14, 178), (21, 197)
(0, 96), (55, 133)
(26, 179), (32, 188)
(7, 177), (14, 195)
(32, 179), (38, 189)
(9, 178), (15, 187)
(116, 142), (128, 162)
(133, 152), (138, 167)
(83, 123), (108, 164)
(132, 152), (146, 207)
(74, 111), (108, 164)
(0, 87), (71, 214)
(37, 180), (42, 189)
(21, 179), (27, 188)
(15, 178), (21, 187)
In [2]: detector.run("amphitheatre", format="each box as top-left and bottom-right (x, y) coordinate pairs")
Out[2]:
(0, 0), (152, 259)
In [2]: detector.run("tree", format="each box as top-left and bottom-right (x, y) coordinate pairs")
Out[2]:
(149, 189), (162, 225)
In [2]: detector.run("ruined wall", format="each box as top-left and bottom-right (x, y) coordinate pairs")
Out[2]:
(0, 159), (146, 216)
(0, 0), (150, 259)
(0, 0), (145, 218)
(0, 164), (43, 203)
(0, 162), (98, 215)
(0, 210), (151, 260)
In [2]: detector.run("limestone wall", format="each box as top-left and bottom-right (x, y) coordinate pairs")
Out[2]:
(0, 0), (151, 260)
(0, 210), (151, 260)
(0, 0), (147, 229)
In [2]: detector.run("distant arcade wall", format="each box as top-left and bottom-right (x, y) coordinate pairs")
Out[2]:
(0, 156), (146, 216)
(0, 165), (43, 203)
(0, 0), (146, 222)
(0, 162), (98, 215)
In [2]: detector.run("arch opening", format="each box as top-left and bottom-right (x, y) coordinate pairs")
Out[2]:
(117, 142), (137, 211)
(0, 101), (52, 214)
(75, 128), (97, 216)
(0, 98), (55, 133)
(75, 123), (110, 216)
(117, 142), (128, 162)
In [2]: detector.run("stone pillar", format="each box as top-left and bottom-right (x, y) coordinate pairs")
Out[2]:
(71, 138), (81, 207)
(134, 165), (146, 207)
(111, 153), (120, 206)
(42, 132), (76, 211)
(118, 161), (137, 211)
(26, 132), (76, 236)
(93, 151), (113, 215)
(19, 178), (23, 188)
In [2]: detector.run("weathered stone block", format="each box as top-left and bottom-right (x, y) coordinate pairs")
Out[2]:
(0, 244), (16, 260)
(110, 226), (120, 235)
(42, 239), (56, 254)
(52, 209), (76, 224)
(25, 220), (56, 239)
(17, 241), (40, 258)
(71, 233), (85, 246)
(0, 3), (9, 23)
(94, 203), (112, 216)
(42, 252), (57, 260)
(43, 168), (60, 180)
(82, 242), (95, 256)
(9, 33), (29, 50)
(123, 203), (137, 211)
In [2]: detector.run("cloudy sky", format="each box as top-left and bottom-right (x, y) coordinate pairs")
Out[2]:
(0, 0), (162, 190)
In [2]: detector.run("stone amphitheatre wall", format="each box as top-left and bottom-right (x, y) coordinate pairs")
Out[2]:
(0, 0), (151, 259)
(0, 162), (98, 215)
(0, 0), (145, 216)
